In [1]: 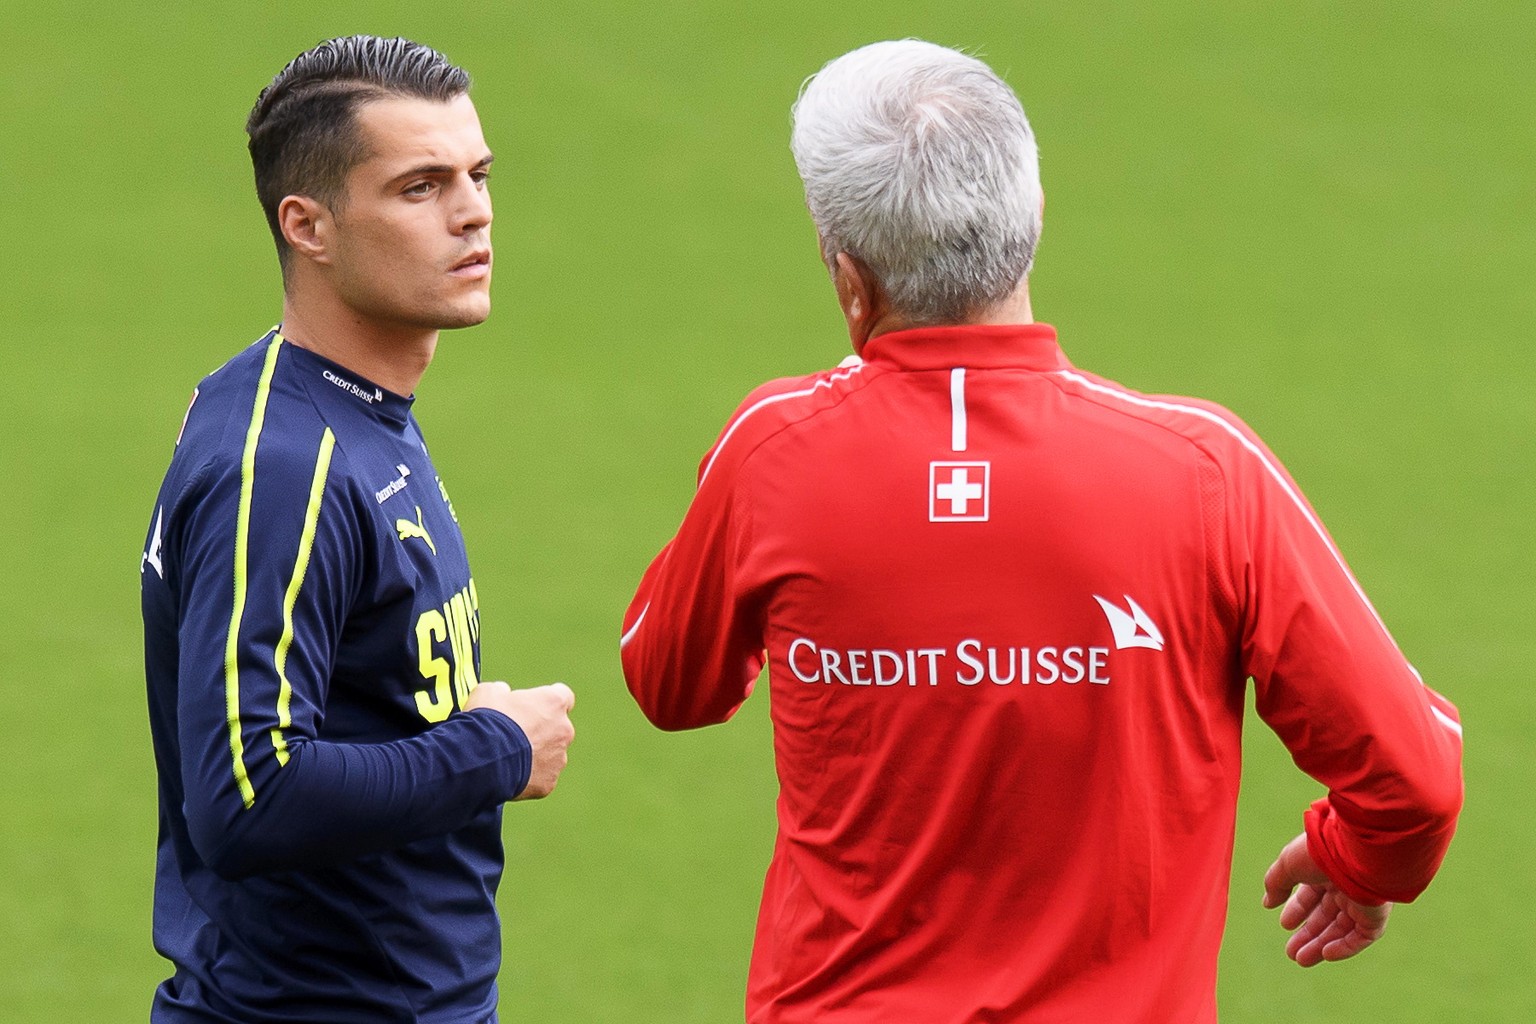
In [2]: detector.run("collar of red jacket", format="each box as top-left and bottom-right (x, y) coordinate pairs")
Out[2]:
(861, 322), (1068, 372)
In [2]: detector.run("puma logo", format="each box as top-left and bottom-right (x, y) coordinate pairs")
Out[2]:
(396, 506), (437, 556)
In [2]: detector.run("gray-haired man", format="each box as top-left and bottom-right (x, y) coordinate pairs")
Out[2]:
(622, 39), (1462, 1023)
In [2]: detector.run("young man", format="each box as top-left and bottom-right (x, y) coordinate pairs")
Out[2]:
(621, 40), (1463, 1023)
(140, 36), (574, 1023)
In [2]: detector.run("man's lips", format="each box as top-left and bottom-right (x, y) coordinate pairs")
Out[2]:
(450, 250), (492, 275)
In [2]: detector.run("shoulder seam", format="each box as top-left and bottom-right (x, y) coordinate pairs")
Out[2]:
(699, 364), (874, 486)
(1049, 369), (1400, 653)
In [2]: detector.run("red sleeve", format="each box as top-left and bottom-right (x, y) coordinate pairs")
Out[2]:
(1226, 415), (1463, 904)
(619, 396), (772, 731)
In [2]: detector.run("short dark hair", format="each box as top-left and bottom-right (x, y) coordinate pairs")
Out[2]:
(246, 35), (471, 268)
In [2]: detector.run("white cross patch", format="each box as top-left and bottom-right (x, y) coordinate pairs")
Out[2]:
(929, 461), (991, 522)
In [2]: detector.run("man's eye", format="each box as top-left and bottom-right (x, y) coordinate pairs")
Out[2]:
(404, 181), (434, 197)
(472, 171), (491, 188)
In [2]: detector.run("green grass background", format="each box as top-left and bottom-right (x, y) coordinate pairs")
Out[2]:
(2, 1), (1530, 1019)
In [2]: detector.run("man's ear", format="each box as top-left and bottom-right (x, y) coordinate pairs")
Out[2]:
(278, 195), (334, 265)
(833, 251), (882, 350)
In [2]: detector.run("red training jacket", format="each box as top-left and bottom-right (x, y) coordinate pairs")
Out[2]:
(621, 323), (1462, 1024)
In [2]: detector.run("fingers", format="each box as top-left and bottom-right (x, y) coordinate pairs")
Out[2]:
(1263, 832), (1393, 968)
(1320, 927), (1382, 963)
(1288, 913), (1359, 966)
(509, 683), (576, 802)
(1282, 887), (1392, 967)
(1323, 898), (1390, 963)
(466, 680), (573, 717)
(463, 681), (577, 801)
(1261, 857), (1293, 911)
(1279, 882), (1324, 932)
(1285, 892), (1349, 966)
(1262, 832), (1326, 910)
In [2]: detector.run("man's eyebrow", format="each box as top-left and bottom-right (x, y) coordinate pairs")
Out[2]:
(387, 153), (494, 185)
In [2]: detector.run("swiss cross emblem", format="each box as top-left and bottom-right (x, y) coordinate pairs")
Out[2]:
(929, 461), (991, 522)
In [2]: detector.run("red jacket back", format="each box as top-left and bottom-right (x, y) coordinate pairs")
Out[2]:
(622, 323), (1462, 1023)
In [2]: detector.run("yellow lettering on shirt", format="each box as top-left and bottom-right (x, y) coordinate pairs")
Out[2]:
(412, 580), (481, 722)
(414, 610), (453, 723)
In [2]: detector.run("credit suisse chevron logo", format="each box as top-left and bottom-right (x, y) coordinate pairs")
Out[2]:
(1093, 595), (1165, 651)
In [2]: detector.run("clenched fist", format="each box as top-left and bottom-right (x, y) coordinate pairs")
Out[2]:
(466, 681), (576, 800)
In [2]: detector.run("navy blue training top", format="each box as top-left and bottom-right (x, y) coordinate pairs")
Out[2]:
(141, 330), (530, 1023)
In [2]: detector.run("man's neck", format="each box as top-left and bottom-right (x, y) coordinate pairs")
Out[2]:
(278, 290), (437, 399)
(858, 282), (1034, 350)
(972, 283), (1033, 327)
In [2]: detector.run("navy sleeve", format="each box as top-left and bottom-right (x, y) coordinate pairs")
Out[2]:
(202, 710), (530, 879)
(168, 438), (530, 881)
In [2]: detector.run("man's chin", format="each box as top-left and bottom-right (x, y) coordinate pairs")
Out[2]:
(432, 299), (492, 331)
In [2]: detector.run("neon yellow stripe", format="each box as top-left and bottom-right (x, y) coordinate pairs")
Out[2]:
(272, 427), (336, 766)
(225, 336), (284, 809)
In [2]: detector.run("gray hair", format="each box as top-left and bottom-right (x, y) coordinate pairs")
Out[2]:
(790, 40), (1042, 325)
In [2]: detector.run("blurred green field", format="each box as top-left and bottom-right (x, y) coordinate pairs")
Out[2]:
(2, 1), (1531, 1019)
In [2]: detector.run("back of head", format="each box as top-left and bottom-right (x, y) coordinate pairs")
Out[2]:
(246, 35), (470, 269)
(791, 40), (1042, 326)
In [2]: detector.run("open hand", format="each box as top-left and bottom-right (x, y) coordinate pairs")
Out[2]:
(1263, 832), (1391, 967)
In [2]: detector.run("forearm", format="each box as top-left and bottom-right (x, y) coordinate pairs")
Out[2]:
(1304, 785), (1461, 905)
(1261, 663), (1462, 903)
(190, 709), (530, 879)
(1258, 650), (1462, 903)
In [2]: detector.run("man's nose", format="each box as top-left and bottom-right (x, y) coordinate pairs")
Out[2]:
(453, 176), (492, 234)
